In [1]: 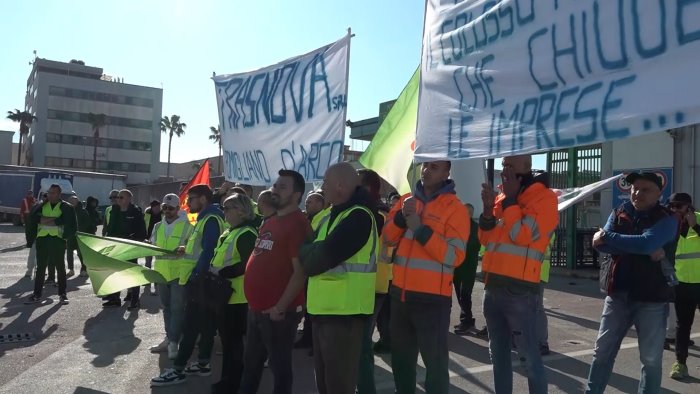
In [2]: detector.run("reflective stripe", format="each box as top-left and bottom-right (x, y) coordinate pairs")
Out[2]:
(523, 216), (540, 241)
(443, 237), (466, 267)
(509, 216), (540, 242)
(394, 255), (455, 275)
(676, 252), (700, 260)
(486, 242), (545, 262)
(327, 262), (377, 274)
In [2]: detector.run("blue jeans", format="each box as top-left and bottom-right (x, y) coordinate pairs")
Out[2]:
(483, 285), (547, 394)
(585, 293), (668, 394)
(157, 279), (186, 343)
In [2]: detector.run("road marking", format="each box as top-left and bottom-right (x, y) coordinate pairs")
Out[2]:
(374, 332), (700, 389)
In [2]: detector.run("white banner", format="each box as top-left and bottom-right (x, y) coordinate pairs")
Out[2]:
(416, 0), (700, 162)
(555, 174), (622, 212)
(213, 34), (350, 185)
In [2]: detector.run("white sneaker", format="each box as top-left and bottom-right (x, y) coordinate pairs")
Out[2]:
(167, 342), (178, 360)
(150, 338), (169, 353)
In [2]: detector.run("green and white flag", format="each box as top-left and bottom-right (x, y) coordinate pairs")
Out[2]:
(555, 174), (622, 212)
(359, 68), (419, 195)
(77, 233), (174, 296)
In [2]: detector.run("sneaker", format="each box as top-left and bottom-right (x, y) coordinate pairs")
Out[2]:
(24, 295), (41, 304)
(102, 299), (121, 308)
(151, 368), (186, 387)
(540, 344), (550, 356)
(67, 269), (75, 277)
(670, 361), (689, 380)
(475, 326), (489, 338)
(183, 362), (211, 376)
(59, 294), (69, 305)
(454, 324), (474, 336)
(150, 338), (169, 353)
(167, 342), (178, 360)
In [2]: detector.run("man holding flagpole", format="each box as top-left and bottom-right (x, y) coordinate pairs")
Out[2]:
(148, 194), (194, 360)
(151, 184), (225, 386)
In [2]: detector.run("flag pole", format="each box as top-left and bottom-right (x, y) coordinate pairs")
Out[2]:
(342, 27), (352, 165)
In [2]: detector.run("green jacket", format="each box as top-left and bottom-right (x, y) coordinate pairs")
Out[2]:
(26, 200), (77, 247)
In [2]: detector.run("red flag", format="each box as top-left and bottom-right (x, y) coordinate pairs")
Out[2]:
(178, 160), (211, 224)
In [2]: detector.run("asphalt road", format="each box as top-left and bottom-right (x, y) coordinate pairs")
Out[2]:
(1, 223), (699, 393)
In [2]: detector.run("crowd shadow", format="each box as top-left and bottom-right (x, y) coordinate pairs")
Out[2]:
(0, 245), (28, 253)
(82, 307), (140, 367)
(545, 278), (605, 300)
(0, 301), (61, 358)
(545, 308), (603, 332)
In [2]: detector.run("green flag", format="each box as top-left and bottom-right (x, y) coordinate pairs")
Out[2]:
(359, 67), (419, 195)
(77, 233), (174, 296)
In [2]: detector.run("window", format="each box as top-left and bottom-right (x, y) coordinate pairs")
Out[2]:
(45, 132), (151, 151)
(48, 86), (154, 108)
(44, 156), (151, 174)
(47, 109), (153, 130)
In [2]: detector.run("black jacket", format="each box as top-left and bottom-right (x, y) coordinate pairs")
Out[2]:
(105, 203), (147, 241)
(85, 196), (101, 229)
(75, 201), (96, 235)
(300, 186), (383, 277)
(26, 200), (77, 247)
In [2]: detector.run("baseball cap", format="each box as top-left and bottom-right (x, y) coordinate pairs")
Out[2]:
(625, 172), (663, 191)
(668, 192), (692, 206)
(162, 193), (180, 208)
(150, 199), (161, 207)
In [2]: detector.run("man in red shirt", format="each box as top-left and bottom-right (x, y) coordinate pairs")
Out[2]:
(240, 169), (311, 394)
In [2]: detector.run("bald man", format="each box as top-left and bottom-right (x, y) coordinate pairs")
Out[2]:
(479, 154), (558, 393)
(300, 162), (382, 394)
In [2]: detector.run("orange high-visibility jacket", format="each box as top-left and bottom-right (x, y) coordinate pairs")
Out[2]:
(479, 180), (558, 285)
(383, 181), (469, 300)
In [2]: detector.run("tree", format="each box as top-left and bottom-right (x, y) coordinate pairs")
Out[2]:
(6, 109), (37, 165)
(209, 125), (222, 175)
(160, 115), (187, 178)
(87, 113), (107, 172)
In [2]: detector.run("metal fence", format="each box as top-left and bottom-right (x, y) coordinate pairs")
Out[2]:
(547, 145), (602, 268)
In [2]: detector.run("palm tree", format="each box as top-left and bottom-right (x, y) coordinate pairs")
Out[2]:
(87, 113), (107, 172)
(160, 115), (187, 178)
(6, 109), (37, 165)
(209, 125), (222, 174)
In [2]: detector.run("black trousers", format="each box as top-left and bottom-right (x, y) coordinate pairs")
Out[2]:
(675, 282), (700, 364)
(312, 315), (366, 394)
(34, 236), (67, 297)
(66, 240), (84, 271)
(174, 290), (217, 369)
(391, 296), (451, 394)
(215, 303), (248, 392)
(240, 310), (301, 394)
(376, 283), (392, 344)
(453, 257), (478, 327)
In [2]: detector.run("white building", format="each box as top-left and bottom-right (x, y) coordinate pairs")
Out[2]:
(22, 58), (163, 185)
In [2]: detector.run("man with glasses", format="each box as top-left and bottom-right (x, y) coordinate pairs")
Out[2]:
(148, 194), (194, 360)
(667, 193), (700, 380)
(103, 189), (147, 309)
(102, 190), (119, 236)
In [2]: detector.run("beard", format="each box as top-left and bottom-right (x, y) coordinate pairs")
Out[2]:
(271, 194), (292, 210)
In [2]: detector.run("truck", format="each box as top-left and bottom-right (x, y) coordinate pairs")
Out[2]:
(0, 165), (126, 224)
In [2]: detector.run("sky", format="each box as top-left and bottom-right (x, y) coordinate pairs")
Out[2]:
(0, 0), (543, 170)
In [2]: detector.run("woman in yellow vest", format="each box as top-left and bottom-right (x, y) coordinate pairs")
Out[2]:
(209, 193), (258, 393)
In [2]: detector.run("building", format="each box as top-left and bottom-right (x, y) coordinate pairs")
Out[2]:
(22, 58), (163, 185)
(0, 131), (14, 165)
